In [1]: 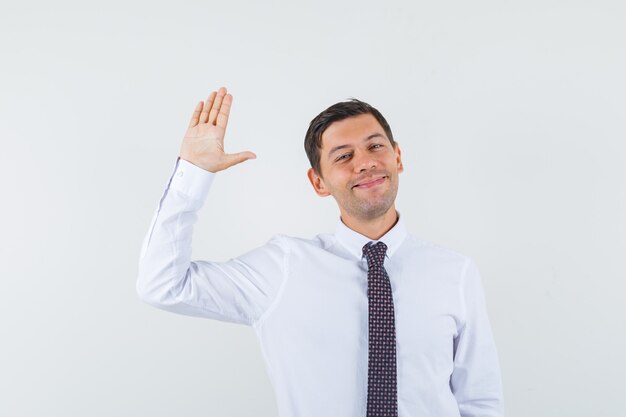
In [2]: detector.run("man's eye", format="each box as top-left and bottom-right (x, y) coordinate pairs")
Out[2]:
(336, 153), (351, 161)
(371, 144), (382, 149)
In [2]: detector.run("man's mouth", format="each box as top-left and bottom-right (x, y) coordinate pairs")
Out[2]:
(353, 176), (387, 189)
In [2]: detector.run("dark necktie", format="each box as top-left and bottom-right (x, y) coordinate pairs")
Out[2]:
(363, 241), (398, 417)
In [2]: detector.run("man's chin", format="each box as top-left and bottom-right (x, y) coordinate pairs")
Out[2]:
(350, 201), (395, 220)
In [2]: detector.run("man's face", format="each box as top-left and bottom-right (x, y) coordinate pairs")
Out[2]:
(307, 113), (403, 222)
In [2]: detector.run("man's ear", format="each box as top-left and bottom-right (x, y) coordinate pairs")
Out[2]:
(307, 167), (331, 197)
(395, 142), (404, 174)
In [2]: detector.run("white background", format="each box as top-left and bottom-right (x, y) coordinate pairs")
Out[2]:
(1, 1), (624, 416)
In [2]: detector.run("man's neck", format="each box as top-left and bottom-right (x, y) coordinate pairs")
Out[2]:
(340, 207), (399, 241)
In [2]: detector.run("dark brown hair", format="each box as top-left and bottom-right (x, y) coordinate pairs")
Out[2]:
(304, 98), (396, 177)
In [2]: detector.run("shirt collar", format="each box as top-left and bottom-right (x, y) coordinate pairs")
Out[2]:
(334, 210), (408, 261)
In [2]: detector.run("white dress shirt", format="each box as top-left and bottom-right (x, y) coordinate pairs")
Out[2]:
(137, 157), (505, 417)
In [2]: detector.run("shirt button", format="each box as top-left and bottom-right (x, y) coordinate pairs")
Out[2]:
(177, 171), (184, 177)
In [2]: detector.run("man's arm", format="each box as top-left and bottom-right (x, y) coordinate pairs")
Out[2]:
(136, 87), (285, 326)
(450, 258), (505, 417)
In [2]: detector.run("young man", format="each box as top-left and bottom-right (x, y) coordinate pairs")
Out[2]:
(137, 86), (504, 417)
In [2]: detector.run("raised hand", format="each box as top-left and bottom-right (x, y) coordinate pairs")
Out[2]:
(179, 86), (256, 173)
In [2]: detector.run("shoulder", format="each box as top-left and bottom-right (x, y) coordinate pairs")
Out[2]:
(406, 233), (471, 259)
(402, 233), (474, 270)
(266, 232), (335, 251)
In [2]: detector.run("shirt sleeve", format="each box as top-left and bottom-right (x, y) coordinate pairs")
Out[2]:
(136, 157), (288, 326)
(450, 257), (505, 417)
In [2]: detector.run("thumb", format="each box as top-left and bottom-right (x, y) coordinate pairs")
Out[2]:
(225, 151), (257, 168)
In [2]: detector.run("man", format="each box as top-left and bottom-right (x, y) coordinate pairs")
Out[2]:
(137, 86), (504, 416)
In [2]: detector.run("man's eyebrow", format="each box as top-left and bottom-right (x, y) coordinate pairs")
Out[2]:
(328, 133), (386, 159)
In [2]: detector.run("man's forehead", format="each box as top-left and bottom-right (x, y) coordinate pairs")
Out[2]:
(320, 114), (386, 149)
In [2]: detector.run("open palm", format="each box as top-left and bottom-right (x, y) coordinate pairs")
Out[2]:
(179, 86), (256, 172)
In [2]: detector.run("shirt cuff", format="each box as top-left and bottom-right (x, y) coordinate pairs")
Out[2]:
(169, 157), (216, 201)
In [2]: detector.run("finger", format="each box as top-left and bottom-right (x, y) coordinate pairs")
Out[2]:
(226, 151), (257, 167)
(216, 93), (233, 130)
(187, 101), (204, 128)
(199, 91), (217, 124)
(208, 86), (227, 125)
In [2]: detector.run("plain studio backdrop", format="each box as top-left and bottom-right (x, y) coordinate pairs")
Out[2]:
(1, 0), (624, 416)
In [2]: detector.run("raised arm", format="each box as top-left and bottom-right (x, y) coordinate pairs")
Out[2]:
(136, 87), (286, 326)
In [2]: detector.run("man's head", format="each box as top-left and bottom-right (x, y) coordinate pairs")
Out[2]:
(304, 99), (397, 177)
(305, 99), (404, 223)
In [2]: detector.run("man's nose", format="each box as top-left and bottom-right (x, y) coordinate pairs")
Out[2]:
(353, 149), (377, 172)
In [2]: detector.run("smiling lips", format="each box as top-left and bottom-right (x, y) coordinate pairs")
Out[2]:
(354, 176), (387, 189)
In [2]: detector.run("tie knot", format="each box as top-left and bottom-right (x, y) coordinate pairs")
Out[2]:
(362, 241), (388, 268)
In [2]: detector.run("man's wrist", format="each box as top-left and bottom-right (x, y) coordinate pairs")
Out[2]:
(170, 157), (216, 200)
